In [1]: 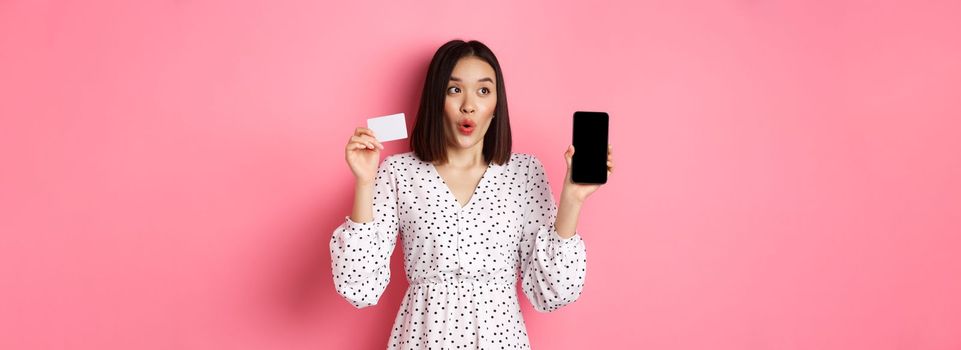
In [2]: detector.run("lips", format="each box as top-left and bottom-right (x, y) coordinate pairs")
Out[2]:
(457, 118), (476, 135)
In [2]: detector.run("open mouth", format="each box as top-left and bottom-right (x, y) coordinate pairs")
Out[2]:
(458, 119), (476, 134)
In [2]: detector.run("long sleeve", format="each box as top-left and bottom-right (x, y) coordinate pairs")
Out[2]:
(329, 157), (400, 309)
(518, 155), (588, 313)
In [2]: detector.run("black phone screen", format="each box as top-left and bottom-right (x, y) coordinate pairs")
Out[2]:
(571, 111), (609, 184)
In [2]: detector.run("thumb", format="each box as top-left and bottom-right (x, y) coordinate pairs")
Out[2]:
(564, 145), (575, 168)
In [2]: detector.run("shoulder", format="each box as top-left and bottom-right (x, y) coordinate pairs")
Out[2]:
(381, 151), (425, 172)
(502, 152), (545, 179)
(505, 152), (532, 166)
(381, 151), (544, 177)
(384, 151), (535, 167)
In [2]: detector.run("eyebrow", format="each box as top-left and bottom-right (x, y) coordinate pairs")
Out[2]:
(449, 76), (494, 83)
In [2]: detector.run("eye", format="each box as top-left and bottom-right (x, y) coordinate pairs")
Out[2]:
(479, 87), (491, 95)
(447, 86), (460, 94)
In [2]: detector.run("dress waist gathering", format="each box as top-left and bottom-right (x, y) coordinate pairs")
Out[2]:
(408, 270), (517, 288)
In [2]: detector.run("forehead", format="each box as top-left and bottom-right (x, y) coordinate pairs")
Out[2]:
(451, 56), (495, 80)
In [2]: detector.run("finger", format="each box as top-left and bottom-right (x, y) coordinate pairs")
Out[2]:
(353, 134), (382, 147)
(349, 142), (370, 150)
(367, 138), (383, 150)
(348, 136), (371, 149)
(354, 127), (377, 138)
(351, 141), (375, 150)
(354, 126), (374, 136)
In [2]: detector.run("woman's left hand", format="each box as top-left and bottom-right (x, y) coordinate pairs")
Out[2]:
(561, 144), (613, 203)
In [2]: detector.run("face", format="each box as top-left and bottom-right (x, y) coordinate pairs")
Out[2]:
(444, 56), (497, 150)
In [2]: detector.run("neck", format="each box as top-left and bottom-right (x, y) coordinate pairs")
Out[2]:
(440, 141), (486, 169)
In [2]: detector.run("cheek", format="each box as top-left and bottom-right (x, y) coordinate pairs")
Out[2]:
(481, 97), (497, 113)
(444, 98), (460, 114)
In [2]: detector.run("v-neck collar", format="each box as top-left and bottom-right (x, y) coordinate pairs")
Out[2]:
(427, 158), (504, 212)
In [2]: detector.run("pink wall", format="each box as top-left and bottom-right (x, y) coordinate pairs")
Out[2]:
(2, 0), (960, 349)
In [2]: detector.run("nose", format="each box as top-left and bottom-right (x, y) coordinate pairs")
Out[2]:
(460, 99), (476, 115)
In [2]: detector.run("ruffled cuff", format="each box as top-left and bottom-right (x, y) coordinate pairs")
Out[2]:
(539, 225), (586, 259)
(341, 215), (381, 235)
(332, 215), (382, 250)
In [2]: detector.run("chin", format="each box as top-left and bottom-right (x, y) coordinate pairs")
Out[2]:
(453, 136), (479, 149)
(448, 126), (487, 149)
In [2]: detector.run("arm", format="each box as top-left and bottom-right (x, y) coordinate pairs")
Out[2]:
(519, 155), (588, 312)
(329, 157), (400, 308)
(554, 191), (583, 239)
(351, 179), (375, 223)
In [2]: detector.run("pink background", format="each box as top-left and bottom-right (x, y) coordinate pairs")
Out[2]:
(2, 0), (960, 349)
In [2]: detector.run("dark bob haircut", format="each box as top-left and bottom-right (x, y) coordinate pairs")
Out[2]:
(410, 39), (512, 166)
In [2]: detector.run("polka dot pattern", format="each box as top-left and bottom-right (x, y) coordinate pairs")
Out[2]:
(330, 152), (587, 349)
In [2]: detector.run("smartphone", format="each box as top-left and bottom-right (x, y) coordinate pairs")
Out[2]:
(571, 111), (609, 184)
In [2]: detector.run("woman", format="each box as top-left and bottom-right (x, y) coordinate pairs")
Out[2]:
(330, 39), (614, 349)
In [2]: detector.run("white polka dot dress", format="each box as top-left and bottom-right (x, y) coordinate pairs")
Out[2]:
(330, 152), (587, 349)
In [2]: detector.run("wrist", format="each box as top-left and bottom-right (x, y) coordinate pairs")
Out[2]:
(561, 189), (585, 206)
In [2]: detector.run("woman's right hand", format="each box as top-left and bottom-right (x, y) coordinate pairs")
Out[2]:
(345, 127), (385, 184)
